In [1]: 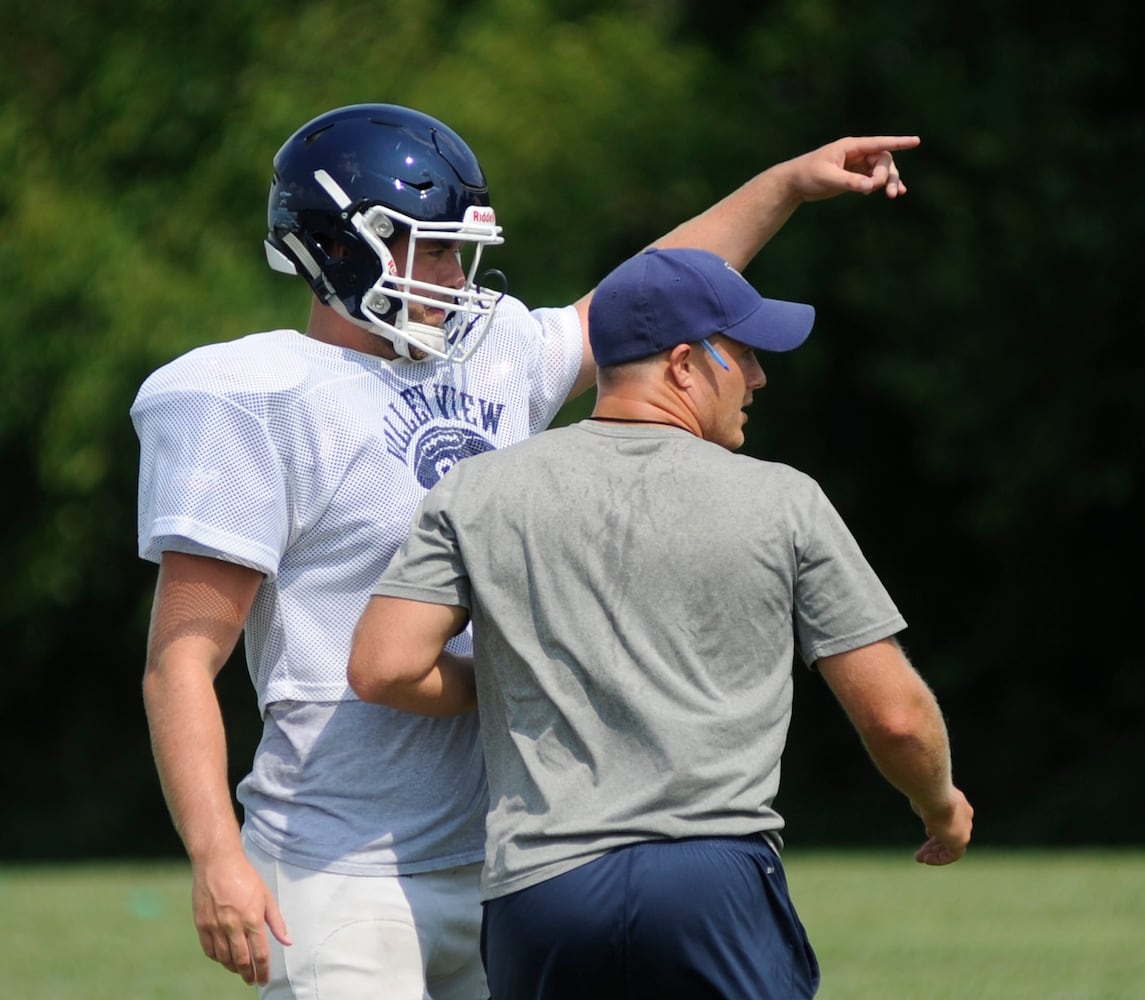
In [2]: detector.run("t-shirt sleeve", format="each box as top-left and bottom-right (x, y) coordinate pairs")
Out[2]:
(131, 384), (289, 575)
(372, 473), (471, 610)
(793, 485), (907, 666)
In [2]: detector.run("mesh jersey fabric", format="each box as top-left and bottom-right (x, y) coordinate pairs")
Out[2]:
(373, 421), (907, 898)
(131, 295), (584, 874)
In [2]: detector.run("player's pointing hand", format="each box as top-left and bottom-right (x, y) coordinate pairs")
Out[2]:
(782, 135), (921, 203)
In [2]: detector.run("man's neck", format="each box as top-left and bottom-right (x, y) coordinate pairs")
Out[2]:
(588, 399), (699, 436)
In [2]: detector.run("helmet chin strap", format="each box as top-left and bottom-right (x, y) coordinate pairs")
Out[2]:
(358, 298), (450, 361)
(386, 326), (431, 362)
(321, 296), (428, 362)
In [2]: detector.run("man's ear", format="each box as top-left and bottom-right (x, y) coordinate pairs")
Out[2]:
(666, 342), (696, 389)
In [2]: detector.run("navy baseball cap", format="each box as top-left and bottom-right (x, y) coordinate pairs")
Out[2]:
(588, 247), (815, 367)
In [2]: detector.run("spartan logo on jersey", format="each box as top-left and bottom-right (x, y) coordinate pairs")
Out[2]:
(413, 427), (494, 488)
(384, 382), (504, 486)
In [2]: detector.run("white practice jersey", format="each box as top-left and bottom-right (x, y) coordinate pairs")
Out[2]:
(131, 295), (583, 874)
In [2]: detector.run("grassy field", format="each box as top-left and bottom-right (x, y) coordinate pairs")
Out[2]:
(784, 849), (1145, 999)
(0, 850), (1141, 998)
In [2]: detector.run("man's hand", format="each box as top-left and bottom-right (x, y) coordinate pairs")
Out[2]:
(912, 787), (975, 866)
(192, 848), (292, 985)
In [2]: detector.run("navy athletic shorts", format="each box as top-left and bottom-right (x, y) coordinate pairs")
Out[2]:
(480, 834), (820, 999)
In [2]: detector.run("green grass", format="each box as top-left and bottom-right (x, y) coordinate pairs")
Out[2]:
(0, 851), (1142, 998)
(0, 861), (249, 999)
(784, 849), (1145, 999)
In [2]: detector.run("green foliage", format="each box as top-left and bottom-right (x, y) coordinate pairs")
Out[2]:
(0, 0), (1141, 857)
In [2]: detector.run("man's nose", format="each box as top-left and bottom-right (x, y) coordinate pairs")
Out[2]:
(448, 251), (465, 288)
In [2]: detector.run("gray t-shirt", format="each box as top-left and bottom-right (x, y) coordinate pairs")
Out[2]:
(375, 420), (906, 898)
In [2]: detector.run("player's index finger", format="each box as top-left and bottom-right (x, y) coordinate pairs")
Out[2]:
(849, 135), (921, 152)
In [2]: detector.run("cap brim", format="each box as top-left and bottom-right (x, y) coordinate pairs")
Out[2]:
(725, 298), (815, 353)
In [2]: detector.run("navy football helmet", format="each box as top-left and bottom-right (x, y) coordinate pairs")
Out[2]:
(265, 104), (504, 362)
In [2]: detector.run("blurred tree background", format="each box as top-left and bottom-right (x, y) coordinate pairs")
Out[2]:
(0, 0), (1140, 860)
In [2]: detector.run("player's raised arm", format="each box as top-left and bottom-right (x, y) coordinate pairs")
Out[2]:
(567, 134), (921, 397)
(652, 134), (921, 266)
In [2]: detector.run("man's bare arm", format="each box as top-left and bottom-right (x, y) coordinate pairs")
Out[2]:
(817, 637), (973, 865)
(144, 551), (290, 984)
(348, 595), (475, 716)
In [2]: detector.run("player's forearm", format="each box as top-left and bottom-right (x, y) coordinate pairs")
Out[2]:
(143, 664), (243, 864)
(649, 160), (802, 271)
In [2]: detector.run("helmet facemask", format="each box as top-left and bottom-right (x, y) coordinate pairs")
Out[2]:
(315, 169), (505, 363)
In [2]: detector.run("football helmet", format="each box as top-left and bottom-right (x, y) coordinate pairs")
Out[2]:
(265, 104), (505, 362)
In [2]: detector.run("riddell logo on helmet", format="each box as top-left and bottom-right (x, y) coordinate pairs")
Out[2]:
(464, 206), (496, 225)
